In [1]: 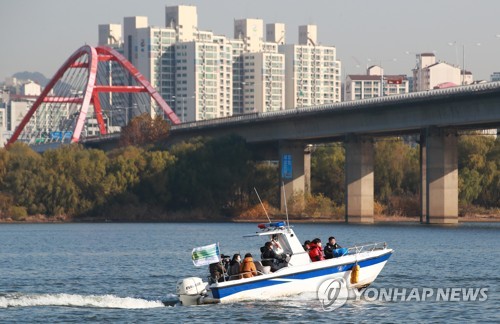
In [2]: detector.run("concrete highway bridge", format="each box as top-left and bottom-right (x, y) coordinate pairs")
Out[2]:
(86, 82), (500, 224)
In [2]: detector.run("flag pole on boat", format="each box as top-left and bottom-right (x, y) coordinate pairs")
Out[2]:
(254, 187), (271, 223)
(282, 181), (290, 229)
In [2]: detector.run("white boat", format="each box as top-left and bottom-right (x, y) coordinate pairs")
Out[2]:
(176, 221), (393, 305)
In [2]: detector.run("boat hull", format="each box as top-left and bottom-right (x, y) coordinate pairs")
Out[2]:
(209, 249), (392, 303)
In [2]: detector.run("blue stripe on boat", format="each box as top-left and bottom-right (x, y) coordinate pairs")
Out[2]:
(211, 251), (392, 299)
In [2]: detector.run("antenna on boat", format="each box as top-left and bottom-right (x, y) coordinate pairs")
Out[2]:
(282, 181), (290, 229)
(254, 187), (271, 223)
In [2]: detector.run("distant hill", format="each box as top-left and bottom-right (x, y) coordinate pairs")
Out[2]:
(12, 71), (50, 87)
(9, 72), (75, 96)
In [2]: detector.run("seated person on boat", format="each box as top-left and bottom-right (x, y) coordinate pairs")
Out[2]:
(271, 234), (284, 254)
(261, 241), (288, 271)
(308, 238), (325, 262)
(324, 236), (341, 259)
(303, 240), (311, 252)
(209, 258), (227, 283)
(240, 253), (258, 278)
(227, 254), (241, 280)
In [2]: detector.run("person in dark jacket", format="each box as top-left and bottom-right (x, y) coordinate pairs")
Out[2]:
(227, 254), (241, 280)
(261, 241), (286, 271)
(324, 236), (342, 259)
(209, 260), (226, 283)
(308, 238), (325, 262)
(303, 240), (311, 252)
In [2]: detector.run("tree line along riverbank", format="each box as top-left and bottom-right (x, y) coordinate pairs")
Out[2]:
(0, 116), (499, 222)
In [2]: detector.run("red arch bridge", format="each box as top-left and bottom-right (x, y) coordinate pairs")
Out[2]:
(7, 45), (180, 147)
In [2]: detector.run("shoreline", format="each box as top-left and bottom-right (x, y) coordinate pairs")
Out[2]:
(232, 215), (500, 224)
(1, 215), (500, 224)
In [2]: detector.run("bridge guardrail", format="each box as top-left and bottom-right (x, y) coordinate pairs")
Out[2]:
(171, 81), (500, 131)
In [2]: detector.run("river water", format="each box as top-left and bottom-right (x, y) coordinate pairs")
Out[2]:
(0, 222), (498, 322)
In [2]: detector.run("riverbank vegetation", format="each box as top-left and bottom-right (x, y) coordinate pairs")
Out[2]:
(0, 122), (499, 222)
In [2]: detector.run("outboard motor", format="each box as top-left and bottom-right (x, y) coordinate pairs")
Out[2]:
(176, 277), (208, 306)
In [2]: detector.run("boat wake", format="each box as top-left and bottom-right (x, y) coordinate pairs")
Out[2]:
(0, 293), (175, 309)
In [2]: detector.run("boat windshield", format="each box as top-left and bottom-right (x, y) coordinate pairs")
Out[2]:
(244, 231), (291, 256)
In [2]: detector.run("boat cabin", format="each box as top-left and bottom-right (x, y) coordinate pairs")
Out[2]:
(244, 222), (311, 268)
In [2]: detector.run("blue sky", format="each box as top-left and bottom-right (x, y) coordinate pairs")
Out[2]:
(1, 0), (499, 81)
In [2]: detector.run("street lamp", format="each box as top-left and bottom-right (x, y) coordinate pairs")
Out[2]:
(114, 104), (135, 126)
(128, 103), (137, 124)
(448, 41), (481, 85)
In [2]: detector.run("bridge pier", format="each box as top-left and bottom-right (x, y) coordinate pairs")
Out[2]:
(279, 141), (311, 212)
(345, 135), (374, 223)
(420, 133), (427, 223)
(422, 127), (459, 224)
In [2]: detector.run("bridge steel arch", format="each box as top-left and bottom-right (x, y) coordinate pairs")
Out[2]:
(8, 45), (180, 146)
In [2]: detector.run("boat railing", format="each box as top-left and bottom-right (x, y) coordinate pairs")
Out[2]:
(217, 271), (267, 282)
(347, 242), (388, 255)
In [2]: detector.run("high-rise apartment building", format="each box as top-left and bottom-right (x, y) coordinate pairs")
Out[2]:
(266, 23), (286, 45)
(230, 39), (246, 115)
(132, 6), (232, 121)
(165, 5), (198, 42)
(98, 24), (122, 49)
(280, 25), (341, 108)
(240, 52), (285, 113)
(231, 19), (285, 113)
(174, 37), (233, 121)
(0, 106), (6, 146)
(135, 26), (177, 115)
(123, 16), (148, 66)
(102, 5), (342, 121)
(234, 18), (264, 53)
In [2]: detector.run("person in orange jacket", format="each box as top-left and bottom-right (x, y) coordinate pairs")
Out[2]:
(239, 253), (258, 278)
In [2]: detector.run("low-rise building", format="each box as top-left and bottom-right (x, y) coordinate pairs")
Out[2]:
(412, 53), (473, 91)
(345, 66), (409, 101)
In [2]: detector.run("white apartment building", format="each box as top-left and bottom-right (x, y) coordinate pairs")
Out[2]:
(0, 106), (7, 147)
(165, 5), (198, 42)
(234, 18), (264, 53)
(103, 5), (342, 121)
(345, 66), (409, 101)
(266, 23), (286, 45)
(98, 24), (122, 49)
(135, 26), (177, 115)
(491, 72), (500, 82)
(240, 52), (285, 113)
(280, 25), (341, 108)
(131, 6), (233, 121)
(412, 53), (473, 91)
(0, 106), (6, 130)
(230, 39), (246, 115)
(231, 19), (286, 114)
(123, 16), (149, 66)
(174, 39), (233, 121)
(9, 100), (31, 133)
(22, 81), (41, 96)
